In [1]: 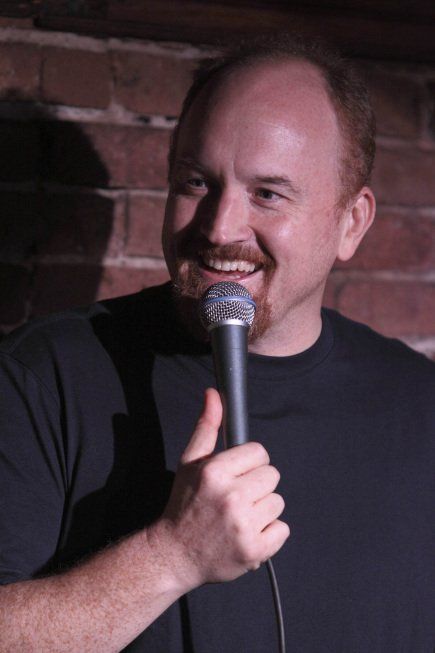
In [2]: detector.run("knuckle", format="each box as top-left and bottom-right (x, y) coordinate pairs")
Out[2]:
(248, 562), (261, 572)
(231, 511), (248, 538)
(178, 453), (190, 466)
(239, 540), (259, 567)
(271, 492), (285, 514)
(223, 488), (241, 511)
(249, 441), (269, 463)
(277, 520), (291, 541)
(270, 466), (281, 485)
(200, 459), (222, 487)
(277, 492), (285, 509)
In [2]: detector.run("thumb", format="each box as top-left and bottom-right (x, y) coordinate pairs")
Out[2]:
(181, 387), (222, 464)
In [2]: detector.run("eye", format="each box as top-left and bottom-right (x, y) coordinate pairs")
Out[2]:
(255, 188), (280, 202)
(186, 177), (207, 189)
(170, 173), (208, 196)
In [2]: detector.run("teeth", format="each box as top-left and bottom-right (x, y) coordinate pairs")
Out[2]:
(203, 256), (256, 273)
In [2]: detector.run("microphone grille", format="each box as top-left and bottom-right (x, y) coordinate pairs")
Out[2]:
(200, 281), (256, 329)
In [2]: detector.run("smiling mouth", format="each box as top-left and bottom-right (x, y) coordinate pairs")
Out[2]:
(201, 254), (259, 275)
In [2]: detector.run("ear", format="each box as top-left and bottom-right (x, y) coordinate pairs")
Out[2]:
(337, 187), (376, 262)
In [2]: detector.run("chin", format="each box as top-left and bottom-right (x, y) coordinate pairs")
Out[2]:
(171, 262), (273, 344)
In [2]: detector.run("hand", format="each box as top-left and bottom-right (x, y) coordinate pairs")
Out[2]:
(149, 388), (290, 594)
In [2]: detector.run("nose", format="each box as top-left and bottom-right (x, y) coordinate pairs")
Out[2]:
(199, 188), (251, 245)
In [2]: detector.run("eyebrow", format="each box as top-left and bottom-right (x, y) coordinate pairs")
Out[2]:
(173, 157), (207, 172)
(173, 159), (301, 196)
(253, 176), (301, 196)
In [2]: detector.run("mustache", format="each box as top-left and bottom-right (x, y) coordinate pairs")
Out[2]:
(176, 241), (273, 269)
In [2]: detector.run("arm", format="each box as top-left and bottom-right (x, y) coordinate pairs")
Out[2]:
(0, 388), (289, 653)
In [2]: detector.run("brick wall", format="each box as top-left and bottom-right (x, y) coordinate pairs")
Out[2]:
(0, 24), (434, 357)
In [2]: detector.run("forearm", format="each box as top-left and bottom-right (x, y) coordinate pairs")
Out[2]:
(0, 390), (289, 652)
(0, 526), (185, 653)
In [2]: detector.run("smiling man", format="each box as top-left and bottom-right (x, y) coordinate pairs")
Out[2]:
(0, 34), (434, 653)
(163, 54), (375, 353)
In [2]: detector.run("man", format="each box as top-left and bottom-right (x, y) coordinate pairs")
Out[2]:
(0, 35), (434, 652)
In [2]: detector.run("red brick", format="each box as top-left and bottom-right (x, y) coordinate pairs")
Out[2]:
(44, 122), (170, 188)
(336, 280), (435, 337)
(365, 67), (419, 139)
(125, 194), (165, 257)
(0, 43), (41, 100)
(41, 47), (111, 109)
(112, 51), (194, 116)
(32, 263), (169, 315)
(0, 264), (31, 324)
(0, 192), (39, 262)
(372, 148), (435, 206)
(37, 193), (125, 259)
(124, 127), (170, 189)
(0, 121), (39, 182)
(0, 17), (34, 29)
(335, 210), (435, 271)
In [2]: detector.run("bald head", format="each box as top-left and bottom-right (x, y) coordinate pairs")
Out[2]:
(174, 59), (343, 208)
(169, 34), (376, 208)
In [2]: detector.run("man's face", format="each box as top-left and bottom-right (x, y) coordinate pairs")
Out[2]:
(163, 60), (348, 350)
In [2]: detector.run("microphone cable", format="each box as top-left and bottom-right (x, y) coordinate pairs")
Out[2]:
(266, 558), (286, 653)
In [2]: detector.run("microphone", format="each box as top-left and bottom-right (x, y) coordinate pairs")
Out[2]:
(200, 281), (256, 448)
(200, 282), (286, 653)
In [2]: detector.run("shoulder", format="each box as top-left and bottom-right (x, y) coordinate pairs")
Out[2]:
(0, 284), (172, 388)
(324, 308), (435, 395)
(323, 310), (434, 440)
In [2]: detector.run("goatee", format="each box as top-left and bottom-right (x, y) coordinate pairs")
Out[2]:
(170, 246), (274, 343)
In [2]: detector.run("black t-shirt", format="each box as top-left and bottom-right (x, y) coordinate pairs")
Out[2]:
(1, 284), (434, 652)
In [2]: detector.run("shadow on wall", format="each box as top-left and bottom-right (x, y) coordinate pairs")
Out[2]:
(0, 91), (114, 336)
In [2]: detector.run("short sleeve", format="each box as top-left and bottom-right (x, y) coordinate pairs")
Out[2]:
(0, 353), (66, 584)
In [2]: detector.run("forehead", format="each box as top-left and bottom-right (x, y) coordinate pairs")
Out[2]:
(175, 59), (341, 161)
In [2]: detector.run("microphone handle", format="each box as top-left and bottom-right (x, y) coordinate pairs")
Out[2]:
(210, 322), (249, 448)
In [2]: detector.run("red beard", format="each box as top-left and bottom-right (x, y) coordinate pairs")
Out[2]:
(170, 243), (274, 343)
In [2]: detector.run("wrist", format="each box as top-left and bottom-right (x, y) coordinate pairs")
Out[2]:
(145, 518), (200, 597)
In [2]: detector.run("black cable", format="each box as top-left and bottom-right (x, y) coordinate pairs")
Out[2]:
(266, 558), (286, 653)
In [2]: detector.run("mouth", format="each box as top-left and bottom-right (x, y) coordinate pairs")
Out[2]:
(199, 254), (261, 280)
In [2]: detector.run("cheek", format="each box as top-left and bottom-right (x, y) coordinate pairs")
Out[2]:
(255, 218), (293, 255)
(303, 218), (342, 279)
(164, 194), (199, 237)
(162, 196), (184, 244)
(256, 219), (302, 272)
(261, 214), (339, 275)
(163, 194), (180, 233)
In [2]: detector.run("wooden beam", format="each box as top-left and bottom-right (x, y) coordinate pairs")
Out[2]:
(25, 0), (435, 63)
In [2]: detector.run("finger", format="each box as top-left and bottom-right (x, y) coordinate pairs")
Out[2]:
(235, 464), (280, 503)
(181, 388), (222, 464)
(252, 493), (285, 532)
(260, 520), (291, 559)
(212, 441), (270, 477)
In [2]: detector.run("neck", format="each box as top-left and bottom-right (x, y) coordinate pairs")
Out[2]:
(248, 305), (323, 357)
